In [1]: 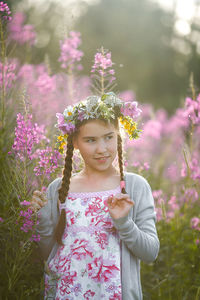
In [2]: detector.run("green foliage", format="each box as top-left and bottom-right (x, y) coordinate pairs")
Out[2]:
(0, 121), (44, 299)
(141, 204), (200, 299)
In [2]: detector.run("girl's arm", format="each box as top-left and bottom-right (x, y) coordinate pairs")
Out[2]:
(35, 178), (61, 260)
(109, 177), (160, 263)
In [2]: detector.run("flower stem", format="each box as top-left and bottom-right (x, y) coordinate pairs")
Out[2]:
(0, 19), (6, 130)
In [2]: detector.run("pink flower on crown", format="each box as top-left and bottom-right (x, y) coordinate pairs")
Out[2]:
(56, 113), (75, 134)
(121, 101), (142, 118)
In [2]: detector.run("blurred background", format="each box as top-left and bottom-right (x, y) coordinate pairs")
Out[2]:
(7, 0), (200, 113)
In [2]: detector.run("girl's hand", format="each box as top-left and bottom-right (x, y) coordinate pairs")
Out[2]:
(30, 190), (48, 212)
(107, 193), (134, 220)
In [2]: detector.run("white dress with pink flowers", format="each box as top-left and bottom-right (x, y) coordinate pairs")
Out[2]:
(44, 186), (122, 300)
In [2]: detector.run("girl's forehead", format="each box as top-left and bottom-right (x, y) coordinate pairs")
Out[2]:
(78, 120), (116, 136)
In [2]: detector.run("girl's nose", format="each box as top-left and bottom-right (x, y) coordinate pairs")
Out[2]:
(96, 139), (107, 153)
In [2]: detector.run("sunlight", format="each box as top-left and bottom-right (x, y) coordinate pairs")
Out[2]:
(175, 19), (191, 36)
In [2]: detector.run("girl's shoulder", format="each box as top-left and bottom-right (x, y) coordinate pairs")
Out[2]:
(125, 171), (151, 189)
(47, 177), (62, 194)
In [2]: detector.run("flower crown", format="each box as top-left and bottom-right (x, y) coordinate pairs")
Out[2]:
(56, 92), (142, 152)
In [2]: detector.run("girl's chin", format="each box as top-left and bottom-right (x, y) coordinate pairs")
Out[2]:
(88, 160), (113, 171)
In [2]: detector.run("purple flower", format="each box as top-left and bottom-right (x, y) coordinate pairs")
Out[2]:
(20, 200), (31, 206)
(56, 113), (65, 126)
(77, 111), (85, 121)
(142, 119), (162, 140)
(33, 147), (61, 179)
(181, 188), (198, 204)
(30, 234), (41, 242)
(8, 12), (36, 46)
(58, 31), (83, 70)
(35, 73), (56, 95)
(56, 113), (76, 134)
(91, 49), (116, 84)
(0, 1), (12, 21)
(119, 90), (136, 102)
(92, 52), (113, 70)
(0, 60), (17, 90)
(121, 101), (142, 119)
(185, 96), (200, 125)
(12, 113), (48, 161)
(191, 217), (200, 231)
(0, 217), (4, 223)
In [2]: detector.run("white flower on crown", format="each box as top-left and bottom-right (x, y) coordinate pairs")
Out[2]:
(86, 95), (100, 110)
(84, 109), (99, 119)
(63, 105), (74, 120)
(104, 92), (122, 107)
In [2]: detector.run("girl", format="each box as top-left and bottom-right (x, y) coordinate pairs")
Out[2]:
(32, 93), (159, 300)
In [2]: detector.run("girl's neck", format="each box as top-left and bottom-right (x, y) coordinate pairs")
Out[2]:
(81, 166), (119, 182)
(69, 167), (120, 193)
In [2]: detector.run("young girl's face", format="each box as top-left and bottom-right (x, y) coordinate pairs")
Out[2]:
(73, 119), (118, 173)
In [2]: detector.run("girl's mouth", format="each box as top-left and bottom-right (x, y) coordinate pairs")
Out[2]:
(95, 156), (110, 163)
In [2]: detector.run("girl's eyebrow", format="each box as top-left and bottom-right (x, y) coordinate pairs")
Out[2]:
(82, 131), (115, 139)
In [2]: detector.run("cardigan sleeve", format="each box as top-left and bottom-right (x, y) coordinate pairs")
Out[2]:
(35, 178), (60, 260)
(112, 175), (160, 263)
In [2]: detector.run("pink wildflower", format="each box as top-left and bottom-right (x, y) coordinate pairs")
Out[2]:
(12, 113), (49, 161)
(8, 12), (36, 45)
(190, 217), (200, 231)
(91, 49), (116, 83)
(58, 31), (83, 70)
(168, 195), (179, 211)
(33, 147), (61, 179)
(185, 96), (200, 125)
(120, 101), (142, 119)
(0, 1), (12, 21)
(35, 73), (56, 95)
(20, 200), (31, 206)
(119, 90), (136, 102)
(30, 234), (40, 242)
(142, 119), (162, 140)
(181, 188), (198, 204)
(56, 113), (76, 134)
(19, 208), (36, 233)
(181, 152), (200, 182)
(0, 60), (17, 90)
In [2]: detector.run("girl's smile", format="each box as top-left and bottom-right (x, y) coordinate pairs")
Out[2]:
(73, 119), (118, 174)
(94, 156), (110, 164)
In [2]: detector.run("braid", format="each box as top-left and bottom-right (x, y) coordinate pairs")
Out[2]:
(54, 135), (74, 245)
(117, 134), (126, 194)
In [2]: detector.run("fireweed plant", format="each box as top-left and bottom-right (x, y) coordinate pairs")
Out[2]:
(125, 87), (200, 299)
(0, 1), (200, 297)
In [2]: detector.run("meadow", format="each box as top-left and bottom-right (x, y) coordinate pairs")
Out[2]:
(0, 4), (200, 299)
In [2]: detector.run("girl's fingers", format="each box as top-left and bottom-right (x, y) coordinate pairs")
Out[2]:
(31, 195), (47, 210)
(107, 194), (134, 208)
(29, 201), (40, 212)
(107, 195), (114, 207)
(33, 190), (47, 202)
(114, 194), (133, 204)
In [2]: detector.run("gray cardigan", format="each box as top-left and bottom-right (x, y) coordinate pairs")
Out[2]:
(36, 172), (159, 300)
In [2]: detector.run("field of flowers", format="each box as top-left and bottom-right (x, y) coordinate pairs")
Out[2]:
(0, 3), (200, 299)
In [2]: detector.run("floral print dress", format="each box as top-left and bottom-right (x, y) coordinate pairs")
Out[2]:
(45, 186), (122, 300)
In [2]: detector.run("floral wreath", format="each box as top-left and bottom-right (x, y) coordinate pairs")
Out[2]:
(55, 92), (142, 153)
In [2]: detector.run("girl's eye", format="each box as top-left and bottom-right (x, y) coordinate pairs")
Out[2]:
(86, 139), (95, 143)
(105, 135), (113, 140)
